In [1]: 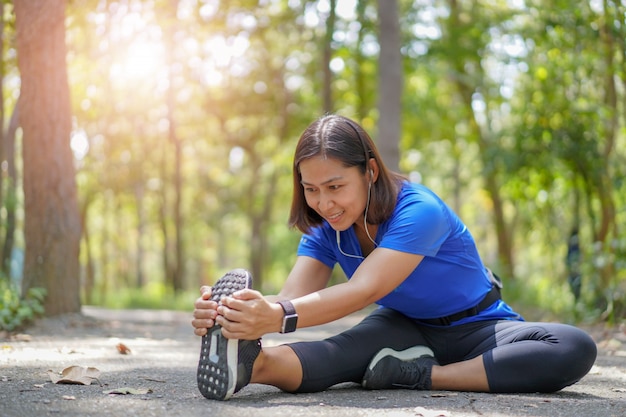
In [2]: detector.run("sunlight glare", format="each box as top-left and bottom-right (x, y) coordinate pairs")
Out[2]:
(335, 0), (356, 19)
(316, 0), (356, 19)
(229, 147), (244, 172)
(205, 35), (249, 67)
(71, 129), (90, 161)
(99, 9), (167, 85)
(329, 57), (344, 73)
(305, 0), (356, 27)
(120, 39), (165, 80)
(199, 0), (219, 20)
(200, 35), (250, 86)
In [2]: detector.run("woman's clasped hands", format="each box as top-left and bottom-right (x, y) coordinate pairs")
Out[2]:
(192, 285), (282, 340)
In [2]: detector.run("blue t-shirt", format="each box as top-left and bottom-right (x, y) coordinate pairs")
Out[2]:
(297, 182), (521, 325)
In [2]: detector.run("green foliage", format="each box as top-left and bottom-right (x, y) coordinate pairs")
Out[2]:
(0, 280), (46, 332)
(2, 0), (620, 323)
(91, 281), (196, 311)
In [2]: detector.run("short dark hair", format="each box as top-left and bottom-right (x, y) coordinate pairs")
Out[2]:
(288, 114), (405, 234)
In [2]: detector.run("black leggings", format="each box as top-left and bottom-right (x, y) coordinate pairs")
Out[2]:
(289, 308), (597, 393)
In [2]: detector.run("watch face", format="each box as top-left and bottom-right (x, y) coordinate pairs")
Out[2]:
(282, 314), (298, 333)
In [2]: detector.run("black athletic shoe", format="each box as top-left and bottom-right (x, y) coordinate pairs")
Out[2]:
(362, 345), (439, 390)
(197, 268), (262, 400)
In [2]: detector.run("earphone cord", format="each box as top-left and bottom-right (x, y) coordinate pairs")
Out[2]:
(363, 180), (377, 245)
(336, 180), (377, 259)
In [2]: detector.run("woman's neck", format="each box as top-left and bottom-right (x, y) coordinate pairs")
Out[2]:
(353, 222), (378, 257)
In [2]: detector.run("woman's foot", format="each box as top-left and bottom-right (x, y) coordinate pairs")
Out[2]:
(362, 345), (438, 390)
(197, 269), (262, 400)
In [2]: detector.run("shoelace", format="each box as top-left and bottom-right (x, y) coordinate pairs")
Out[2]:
(392, 360), (424, 388)
(392, 356), (436, 390)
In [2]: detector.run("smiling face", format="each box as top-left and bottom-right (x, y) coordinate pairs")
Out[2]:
(298, 156), (370, 232)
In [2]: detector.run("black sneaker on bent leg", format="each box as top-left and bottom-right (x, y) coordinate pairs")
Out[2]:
(362, 345), (439, 390)
(197, 269), (262, 400)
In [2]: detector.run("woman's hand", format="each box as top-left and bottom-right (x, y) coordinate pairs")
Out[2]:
(191, 285), (283, 339)
(191, 286), (219, 337)
(216, 289), (283, 340)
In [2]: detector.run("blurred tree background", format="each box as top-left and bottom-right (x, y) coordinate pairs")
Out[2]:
(0, 0), (624, 324)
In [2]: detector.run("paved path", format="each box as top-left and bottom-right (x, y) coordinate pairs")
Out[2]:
(1, 306), (625, 417)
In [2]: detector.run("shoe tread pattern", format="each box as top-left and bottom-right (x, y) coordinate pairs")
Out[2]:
(197, 269), (252, 400)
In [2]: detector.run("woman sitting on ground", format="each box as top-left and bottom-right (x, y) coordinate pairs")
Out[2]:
(192, 114), (597, 401)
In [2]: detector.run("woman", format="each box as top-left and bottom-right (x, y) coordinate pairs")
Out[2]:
(192, 114), (597, 401)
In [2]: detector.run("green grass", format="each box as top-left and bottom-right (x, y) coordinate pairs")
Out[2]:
(88, 282), (197, 311)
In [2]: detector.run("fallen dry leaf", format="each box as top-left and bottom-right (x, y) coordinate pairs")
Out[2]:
(138, 376), (166, 383)
(48, 366), (101, 386)
(430, 392), (458, 398)
(413, 406), (451, 417)
(103, 387), (152, 395)
(116, 342), (131, 355)
(11, 334), (32, 342)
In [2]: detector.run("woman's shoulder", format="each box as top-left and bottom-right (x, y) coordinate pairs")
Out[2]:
(395, 182), (445, 213)
(399, 181), (439, 199)
(302, 221), (334, 240)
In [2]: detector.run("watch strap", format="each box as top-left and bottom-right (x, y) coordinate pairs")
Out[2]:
(277, 299), (296, 315)
(277, 300), (298, 333)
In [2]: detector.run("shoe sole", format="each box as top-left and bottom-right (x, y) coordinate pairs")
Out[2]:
(363, 345), (435, 389)
(197, 269), (252, 400)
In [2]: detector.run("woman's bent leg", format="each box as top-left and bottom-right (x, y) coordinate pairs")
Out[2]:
(483, 322), (597, 393)
(430, 356), (489, 391)
(363, 320), (596, 393)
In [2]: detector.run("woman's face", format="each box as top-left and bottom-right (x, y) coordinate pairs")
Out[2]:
(299, 156), (369, 232)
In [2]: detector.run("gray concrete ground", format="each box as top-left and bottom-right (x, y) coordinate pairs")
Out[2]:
(1, 306), (625, 417)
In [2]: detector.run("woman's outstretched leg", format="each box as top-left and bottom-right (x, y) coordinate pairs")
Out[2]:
(250, 345), (303, 391)
(253, 308), (429, 393)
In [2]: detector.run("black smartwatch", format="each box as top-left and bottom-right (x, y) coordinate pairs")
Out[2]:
(277, 300), (298, 333)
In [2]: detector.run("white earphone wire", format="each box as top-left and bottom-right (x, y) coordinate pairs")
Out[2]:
(336, 173), (377, 259)
(363, 178), (377, 246)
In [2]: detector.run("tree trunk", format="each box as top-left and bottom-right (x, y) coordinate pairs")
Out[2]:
(1, 102), (19, 276)
(595, 2), (617, 305)
(355, 0), (368, 120)
(322, 0), (336, 114)
(134, 181), (146, 288)
(0, 6), (4, 235)
(158, 146), (175, 290)
(15, 0), (81, 315)
(79, 195), (95, 305)
(248, 167), (278, 290)
(377, 0), (402, 172)
(164, 0), (184, 293)
(446, 0), (514, 278)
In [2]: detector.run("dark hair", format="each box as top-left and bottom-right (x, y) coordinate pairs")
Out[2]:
(288, 114), (405, 234)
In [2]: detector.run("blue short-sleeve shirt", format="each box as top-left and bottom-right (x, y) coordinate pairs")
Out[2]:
(297, 182), (521, 325)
